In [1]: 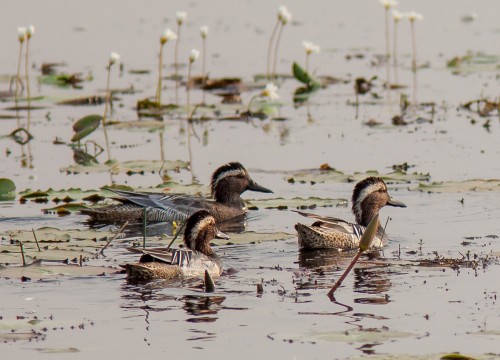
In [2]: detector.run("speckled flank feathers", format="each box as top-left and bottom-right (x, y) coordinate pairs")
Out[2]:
(295, 177), (406, 251)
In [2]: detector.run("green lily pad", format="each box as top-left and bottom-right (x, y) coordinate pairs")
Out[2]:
(71, 115), (102, 142)
(0, 178), (16, 200)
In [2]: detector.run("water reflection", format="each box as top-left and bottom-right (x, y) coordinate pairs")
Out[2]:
(298, 249), (354, 269)
(182, 294), (226, 323)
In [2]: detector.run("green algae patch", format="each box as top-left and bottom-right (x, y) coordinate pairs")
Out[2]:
(0, 227), (117, 268)
(414, 179), (500, 193)
(270, 327), (415, 345)
(248, 197), (347, 210)
(286, 168), (430, 185)
(61, 159), (189, 175)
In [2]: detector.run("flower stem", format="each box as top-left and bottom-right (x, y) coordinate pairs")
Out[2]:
(156, 43), (164, 105)
(174, 24), (182, 77)
(25, 38), (32, 131)
(187, 62), (192, 120)
(202, 37), (207, 85)
(305, 53), (310, 74)
(15, 42), (24, 100)
(393, 19), (399, 85)
(271, 22), (284, 81)
(384, 7), (391, 88)
(410, 20), (417, 73)
(102, 64), (113, 162)
(266, 19), (280, 81)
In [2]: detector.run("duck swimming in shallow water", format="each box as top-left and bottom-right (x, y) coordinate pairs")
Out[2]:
(122, 210), (228, 281)
(82, 162), (273, 224)
(295, 177), (406, 251)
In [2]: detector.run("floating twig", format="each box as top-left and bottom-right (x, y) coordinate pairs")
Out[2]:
(31, 228), (41, 252)
(99, 221), (129, 256)
(19, 241), (26, 266)
(327, 214), (379, 301)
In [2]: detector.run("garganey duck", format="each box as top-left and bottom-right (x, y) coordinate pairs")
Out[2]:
(295, 177), (406, 251)
(122, 210), (228, 281)
(82, 162), (272, 224)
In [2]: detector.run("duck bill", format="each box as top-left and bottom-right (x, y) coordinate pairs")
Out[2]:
(215, 229), (230, 240)
(387, 197), (406, 208)
(248, 180), (273, 194)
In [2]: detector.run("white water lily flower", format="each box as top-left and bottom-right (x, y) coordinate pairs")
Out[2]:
(189, 49), (200, 63)
(27, 25), (35, 39)
(392, 10), (403, 21)
(407, 11), (423, 21)
(277, 6), (292, 25)
(261, 83), (279, 101)
(17, 27), (27, 42)
(200, 26), (209, 39)
(176, 11), (187, 25)
(302, 41), (320, 54)
(380, 0), (398, 9)
(109, 52), (120, 65)
(160, 28), (177, 44)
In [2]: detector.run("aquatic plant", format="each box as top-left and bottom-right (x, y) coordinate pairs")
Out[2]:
(14, 27), (26, 102)
(24, 25), (34, 130)
(407, 11), (423, 72)
(246, 83), (279, 113)
(271, 6), (292, 80)
(102, 52), (120, 162)
(327, 214), (379, 300)
(156, 28), (177, 105)
(187, 49), (200, 119)
(200, 26), (209, 84)
(380, 0), (398, 87)
(174, 11), (187, 77)
(302, 41), (320, 74)
(392, 10), (403, 84)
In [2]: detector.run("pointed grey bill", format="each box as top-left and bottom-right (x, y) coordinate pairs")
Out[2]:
(216, 229), (230, 240)
(247, 180), (273, 194)
(387, 197), (406, 208)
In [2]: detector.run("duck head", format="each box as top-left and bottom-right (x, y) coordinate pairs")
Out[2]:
(351, 177), (406, 226)
(210, 162), (273, 203)
(184, 210), (229, 255)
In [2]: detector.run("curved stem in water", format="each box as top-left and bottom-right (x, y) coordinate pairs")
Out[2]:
(266, 20), (280, 81)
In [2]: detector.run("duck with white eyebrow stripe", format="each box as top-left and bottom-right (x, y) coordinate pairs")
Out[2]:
(294, 177), (406, 251)
(81, 162), (273, 224)
(123, 210), (228, 281)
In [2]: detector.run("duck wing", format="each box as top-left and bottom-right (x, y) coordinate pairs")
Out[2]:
(293, 210), (352, 226)
(110, 189), (211, 219)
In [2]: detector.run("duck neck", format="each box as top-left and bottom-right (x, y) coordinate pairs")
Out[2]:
(214, 186), (245, 208)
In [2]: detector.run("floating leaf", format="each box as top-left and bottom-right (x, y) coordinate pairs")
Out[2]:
(71, 115), (102, 142)
(292, 62), (312, 85)
(0, 178), (16, 200)
(62, 159), (189, 175)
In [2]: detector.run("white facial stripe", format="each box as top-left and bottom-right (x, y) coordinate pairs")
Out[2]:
(212, 169), (245, 190)
(188, 216), (214, 248)
(353, 182), (385, 216)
